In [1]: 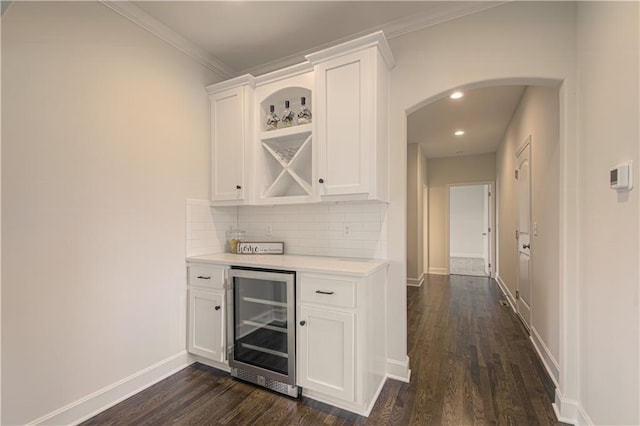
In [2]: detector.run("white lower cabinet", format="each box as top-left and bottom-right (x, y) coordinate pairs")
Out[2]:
(296, 269), (386, 416)
(187, 263), (228, 364)
(188, 288), (225, 362)
(297, 305), (355, 401)
(184, 257), (387, 417)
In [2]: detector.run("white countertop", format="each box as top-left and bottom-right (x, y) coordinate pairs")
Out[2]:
(186, 253), (388, 277)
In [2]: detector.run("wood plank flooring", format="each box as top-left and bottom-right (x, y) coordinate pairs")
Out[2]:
(82, 274), (561, 425)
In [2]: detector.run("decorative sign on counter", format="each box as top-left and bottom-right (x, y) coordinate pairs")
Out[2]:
(237, 241), (285, 255)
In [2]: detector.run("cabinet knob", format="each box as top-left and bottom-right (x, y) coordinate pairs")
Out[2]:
(236, 185), (242, 190)
(214, 305), (221, 311)
(318, 178), (324, 184)
(299, 320), (306, 326)
(523, 244), (530, 249)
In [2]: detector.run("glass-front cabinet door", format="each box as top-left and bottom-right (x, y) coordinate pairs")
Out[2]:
(227, 269), (296, 384)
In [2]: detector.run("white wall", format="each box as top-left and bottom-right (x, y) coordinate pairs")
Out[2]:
(496, 85), (561, 383)
(577, 2), (639, 424)
(406, 144), (427, 282)
(386, 0), (579, 407)
(449, 185), (485, 258)
(1, 2), (222, 424)
(427, 154), (496, 274)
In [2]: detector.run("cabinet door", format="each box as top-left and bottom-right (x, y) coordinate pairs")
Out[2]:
(298, 305), (355, 401)
(188, 289), (224, 362)
(210, 86), (246, 202)
(315, 49), (374, 197)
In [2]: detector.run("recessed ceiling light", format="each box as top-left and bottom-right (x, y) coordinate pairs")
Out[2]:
(454, 130), (465, 136)
(450, 91), (464, 99)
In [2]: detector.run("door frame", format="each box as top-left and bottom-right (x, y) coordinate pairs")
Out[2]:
(445, 181), (496, 277)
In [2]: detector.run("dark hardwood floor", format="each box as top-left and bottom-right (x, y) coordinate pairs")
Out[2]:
(83, 274), (561, 425)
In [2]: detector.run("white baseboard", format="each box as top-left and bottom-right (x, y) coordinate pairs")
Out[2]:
(450, 253), (484, 259)
(365, 376), (387, 417)
(28, 351), (193, 426)
(530, 327), (559, 387)
(428, 267), (448, 275)
(407, 274), (424, 287)
(189, 354), (230, 372)
(553, 388), (593, 425)
(386, 356), (411, 383)
(495, 274), (516, 311)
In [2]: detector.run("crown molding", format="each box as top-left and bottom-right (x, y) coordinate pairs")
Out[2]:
(100, 1), (234, 79)
(206, 74), (255, 95)
(239, 2), (506, 77)
(306, 31), (395, 70)
(383, 1), (508, 40)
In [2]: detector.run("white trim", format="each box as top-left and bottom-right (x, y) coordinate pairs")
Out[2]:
(428, 267), (448, 275)
(206, 74), (255, 95)
(254, 62), (314, 86)
(553, 388), (593, 425)
(99, 1), (233, 78)
(241, 3), (506, 77)
(383, 2), (507, 40)
(189, 354), (230, 373)
(530, 327), (560, 387)
(495, 274), (517, 312)
(407, 274), (425, 287)
(28, 351), (192, 426)
(365, 376), (388, 416)
(306, 31), (395, 69)
(386, 356), (411, 383)
(450, 253), (485, 259)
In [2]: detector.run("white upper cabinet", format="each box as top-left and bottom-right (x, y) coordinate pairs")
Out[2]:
(205, 32), (394, 206)
(308, 31), (394, 202)
(207, 76), (254, 205)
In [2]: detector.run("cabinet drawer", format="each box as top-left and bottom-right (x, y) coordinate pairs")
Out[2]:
(188, 264), (226, 289)
(299, 274), (356, 309)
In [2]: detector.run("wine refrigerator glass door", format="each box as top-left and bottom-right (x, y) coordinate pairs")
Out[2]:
(227, 269), (295, 385)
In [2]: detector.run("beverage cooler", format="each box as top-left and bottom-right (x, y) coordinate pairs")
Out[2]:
(226, 267), (298, 397)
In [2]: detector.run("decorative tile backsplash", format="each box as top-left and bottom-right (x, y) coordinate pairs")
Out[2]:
(185, 199), (388, 259)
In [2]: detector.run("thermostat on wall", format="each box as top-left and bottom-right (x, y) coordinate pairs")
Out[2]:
(610, 161), (633, 191)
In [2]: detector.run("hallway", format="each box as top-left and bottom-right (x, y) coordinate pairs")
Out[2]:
(82, 274), (561, 425)
(400, 274), (560, 424)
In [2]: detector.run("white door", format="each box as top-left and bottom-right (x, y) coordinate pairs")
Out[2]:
(483, 185), (491, 276)
(315, 49), (373, 196)
(516, 140), (532, 331)
(210, 87), (245, 202)
(297, 305), (355, 402)
(188, 289), (224, 361)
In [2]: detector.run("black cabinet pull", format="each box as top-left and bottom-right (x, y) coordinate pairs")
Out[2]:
(299, 320), (306, 326)
(214, 305), (221, 311)
(315, 290), (334, 295)
(318, 178), (324, 184)
(523, 244), (530, 249)
(236, 185), (242, 190)
(197, 275), (211, 280)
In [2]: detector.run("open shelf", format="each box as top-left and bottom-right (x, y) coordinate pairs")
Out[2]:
(260, 123), (312, 142)
(258, 85), (313, 203)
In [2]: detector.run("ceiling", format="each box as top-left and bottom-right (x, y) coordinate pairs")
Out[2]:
(408, 86), (526, 158)
(129, 1), (502, 77)
(112, 1), (520, 159)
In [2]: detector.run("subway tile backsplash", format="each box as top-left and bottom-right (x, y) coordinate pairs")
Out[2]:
(185, 199), (236, 256)
(239, 202), (388, 259)
(185, 199), (388, 259)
